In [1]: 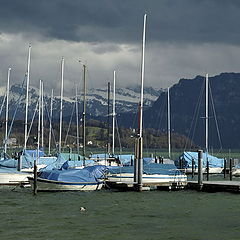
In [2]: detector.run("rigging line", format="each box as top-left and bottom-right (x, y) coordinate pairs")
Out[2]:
(115, 118), (122, 154)
(26, 99), (39, 142)
(156, 92), (167, 134)
(190, 83), (205, 149)
(64, 102), (75, 147)
(131, 109), (138, 131)
(43, 96), (58, 152)
(142, 122), (150, 157)
(7, 76), (26, 141)
(183, 80), (205, 150)
(209, 81), (223, 151)
(0, 93), (6, 118)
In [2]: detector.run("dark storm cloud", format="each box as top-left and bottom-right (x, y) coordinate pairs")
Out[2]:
(1, 0), (240, 45)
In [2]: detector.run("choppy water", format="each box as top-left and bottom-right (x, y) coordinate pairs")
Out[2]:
(0, 187), (239, 240)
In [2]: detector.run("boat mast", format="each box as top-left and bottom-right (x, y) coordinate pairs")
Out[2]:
(48, 89), (53, 155)
(107, 82), (111, 155)
(112, 70), (116, 155)
(41, 82), (44, 149)
(59, 57), (64, 153)
(82, 64), (87, 164)
(136, 13), (147, 192)
(38, 80), (42, 163)
(75, 85), (80, 157)
(205, 73), (209, 155)
(4, 68), (11, 156)
(167, 87), (171, 159)
(24, 45), (31, 151)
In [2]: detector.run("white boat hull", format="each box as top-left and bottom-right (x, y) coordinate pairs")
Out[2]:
(207, 167), (223, 174)
(107, 173), (187, 185)
(0, 171), (31, 185)
(28, 177), (103, 191)
(185, 167), (223, 174)
(232, 169), (240, 177)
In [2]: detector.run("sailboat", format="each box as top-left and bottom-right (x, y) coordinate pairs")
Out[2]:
(175, 74), (224, 174)
(0, 48), (33, 186)
(28, 59), (105, 191)
(105, 14), (187, 191)
(91, 72), (124, 166)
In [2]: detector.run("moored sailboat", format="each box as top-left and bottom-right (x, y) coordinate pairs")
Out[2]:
(106, 14), (187, 190)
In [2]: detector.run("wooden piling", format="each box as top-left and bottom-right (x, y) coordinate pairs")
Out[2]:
(198, 150), (203, 190)
(17, 153), (22, 171)
(33, 159), (37, 195)
(137, 137), (143, 192)
(229, 158), (233, 181)
(134, 138), (139, 184)
(206, 161), (209, 181)
(223, 158), (227, 179)
(191, 158), (194, 178)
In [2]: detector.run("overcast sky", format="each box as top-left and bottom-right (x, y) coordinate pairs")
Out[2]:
(1, 0), (240, 96)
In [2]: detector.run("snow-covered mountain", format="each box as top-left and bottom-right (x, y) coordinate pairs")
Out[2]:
(0, 84), (163, 120)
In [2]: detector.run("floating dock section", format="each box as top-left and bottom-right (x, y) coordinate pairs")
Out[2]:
(188, 181), (240, 193)
(105, 180), (187, 191)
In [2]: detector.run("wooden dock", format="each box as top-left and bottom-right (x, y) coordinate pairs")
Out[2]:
(188, 181), (240, 193)
(105, 180), (187, 191)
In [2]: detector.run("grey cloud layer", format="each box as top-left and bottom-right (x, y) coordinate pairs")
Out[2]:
(1, 0), (240, 44)
(0, 0), (240, 95)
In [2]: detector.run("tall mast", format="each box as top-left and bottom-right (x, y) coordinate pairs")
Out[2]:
(4, 68), (11, 155)
(139, 14), (147, 138)
(41, 82), (44, 148)
(205, 73), (209, 154)
(167, 87), (171, 159)
(82, 64), (87, 163)
(59, 57), (64, 153)
(75, 85), (80, 156)
(107, 82), (111, 155)
(136, 13), (147, 192)
(112, 70), (116, 155)
(24, 44), (31, 151)
(48, 89), (53, 155)
(37, 80), (42, 163)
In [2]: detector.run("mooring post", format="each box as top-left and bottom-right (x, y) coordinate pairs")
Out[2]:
(206, 160), (209, 181)
(137, 137), (143, 192)
(191, 158), (194, 178)
(198, 150), (203, 190)
(17, 152), (22, 171)
(223, 158), (226, 179)
(179, 158), (182, 171)
(229, 158), (233, 181)
(134, 138), (139, 185)
(33, 159), (37, 195)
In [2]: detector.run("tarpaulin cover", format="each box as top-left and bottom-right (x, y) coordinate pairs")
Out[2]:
(41, 153), (94, 171)
(39, 165), (107, 183)
(108, 163), (181, 176)
(175, 151), (224, 169)
(0, 151), (34, 169)
(90, 153), (155, 166)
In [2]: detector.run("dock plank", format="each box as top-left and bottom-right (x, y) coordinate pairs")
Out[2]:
(188, 181), (240, 193)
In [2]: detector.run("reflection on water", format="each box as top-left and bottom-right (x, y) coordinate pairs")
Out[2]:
(0, 188), (239, 240)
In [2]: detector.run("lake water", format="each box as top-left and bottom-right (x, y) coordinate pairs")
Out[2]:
(0, 187), (239, 240)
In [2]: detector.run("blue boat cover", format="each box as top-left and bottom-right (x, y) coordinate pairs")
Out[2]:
(0, 151), (35, 169)
(0, 166), (29, 174)
(108, 163), (182, 176)
(39, 165), (107, 183)
(42, 153), (94, 171)
(90, 153), (155, 166)
(175, 151), (224, 169)
(25, 149), (45, 157)
(60, 153), (86, 161)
